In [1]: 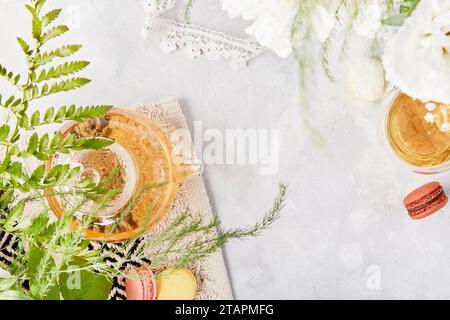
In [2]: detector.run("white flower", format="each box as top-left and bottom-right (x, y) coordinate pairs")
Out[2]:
(352, 0), (382, 39)
(383, 0), (450, 103)
(345, 58), (385, 102)
(221, 0), (297, 58)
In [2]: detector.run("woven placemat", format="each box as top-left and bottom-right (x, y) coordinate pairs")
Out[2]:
(0, 97), (233, 300)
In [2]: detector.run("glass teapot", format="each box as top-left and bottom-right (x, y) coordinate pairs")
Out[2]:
(45, 108), (201, 242)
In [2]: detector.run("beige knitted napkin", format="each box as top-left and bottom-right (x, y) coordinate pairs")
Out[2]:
(133, 97), (233, 300)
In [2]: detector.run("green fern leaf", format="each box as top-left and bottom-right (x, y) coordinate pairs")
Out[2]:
(27, 133), (39, 154)
(34, 45), (82, 66)
(0, 125), (9, 141)
(39, 133), (49, 150)
(68, 105), (113, 121)
(0, 64), (21, 86)
(72, 137), (114, 150)
(49, 131), (62, 149)
(34, 0), (47, 13)
(35, 78), (90, 98)
(41, 25), (69, 45)
(16, 37), (32, 56)
(41, 9), (61, 28)
(43, 107), (54, 122)
(30, 110), (40, 126)
(31, 164), (45, 182)
(37, 61), (90, 82)
(53, 106), (66, 122)
(25, 5), (42, 40)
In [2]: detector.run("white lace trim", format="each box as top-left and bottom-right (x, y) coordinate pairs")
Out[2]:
(142, 0), (266, 69)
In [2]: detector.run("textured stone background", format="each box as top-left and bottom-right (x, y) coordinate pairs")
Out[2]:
(1, 0), (450, 299)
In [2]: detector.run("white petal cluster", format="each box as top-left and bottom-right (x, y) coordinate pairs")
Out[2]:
(383, 0), (450, 103)
(221, 0), (297, 58)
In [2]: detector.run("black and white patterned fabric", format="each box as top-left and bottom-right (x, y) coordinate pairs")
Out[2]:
(0, 230), (19, 269)
(0, 229), (149, 300)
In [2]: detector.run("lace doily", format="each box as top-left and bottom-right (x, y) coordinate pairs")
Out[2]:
(142, 0), (266, 69)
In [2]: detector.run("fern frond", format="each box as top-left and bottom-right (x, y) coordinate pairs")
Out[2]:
(0, 64), (21, 87)
(37, 61), (90, 82)
(41, 9), (61, 28)
(25, 5), (42, 41)
(34, 77), (91, 99)
(41, 25), (69, 45)
(34, 45), (82, 66)
(16, 37), (32, 57)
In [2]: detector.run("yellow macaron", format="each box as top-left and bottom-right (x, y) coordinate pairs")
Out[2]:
(156, 268), (197, 300)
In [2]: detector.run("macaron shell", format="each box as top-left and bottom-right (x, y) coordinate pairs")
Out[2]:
(403, 182), (441, 205)
(403, 182), (448, 219)
(156, 268), (197, 300)
(125, 266), (157, 300)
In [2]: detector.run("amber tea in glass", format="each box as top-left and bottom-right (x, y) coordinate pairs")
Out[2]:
(386, 93), (450, 169)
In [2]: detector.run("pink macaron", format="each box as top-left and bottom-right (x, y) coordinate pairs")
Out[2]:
(403, 182), (448, 219)
(125, 265), (157, 300)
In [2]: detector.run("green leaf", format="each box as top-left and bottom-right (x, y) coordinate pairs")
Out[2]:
(0, 154), (10, 174)
(0, 125), (10, 141)
(50, 131), (62, 149)
(68, 105), (113, 121)
(41, 9), (61, 28)
(25, 5), (42, 40)
(44, 164), (62, 183)
(8, 162), (23, 178)
(0, 189), (13, 210)
(0, 290), (32, 300)
(34, 45), (82, 66)
(41, 25), (69, 44)
(39, 133), (49, 150)
(3, 201), (25, 231)
(27, 246), (60, 300)
(59, 257), (112, 300)
(54, 106), (66, 122)
(43, 107), (54, 122)
(61, 133), (76, 147)
(65, 166), (80, 181)
(39, 77), (91, 97)
(31, 164), (45, 182)
(30, 110), (40, 126)
(18, 114), (29, 128)
(17, 37), (31, 56)
(4, 95), (14, 107)
(27, 132), (39, 154)
(73, 137), (114, 150)
(37, 61), (90, 82)
(34, 0), (47, 13)
(27, 213), (49, 238)
(0, 64), (21, 86)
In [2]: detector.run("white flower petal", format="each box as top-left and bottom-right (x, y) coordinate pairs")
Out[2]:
(346, 58), (385, 102)
(383, 0), (450, 103)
